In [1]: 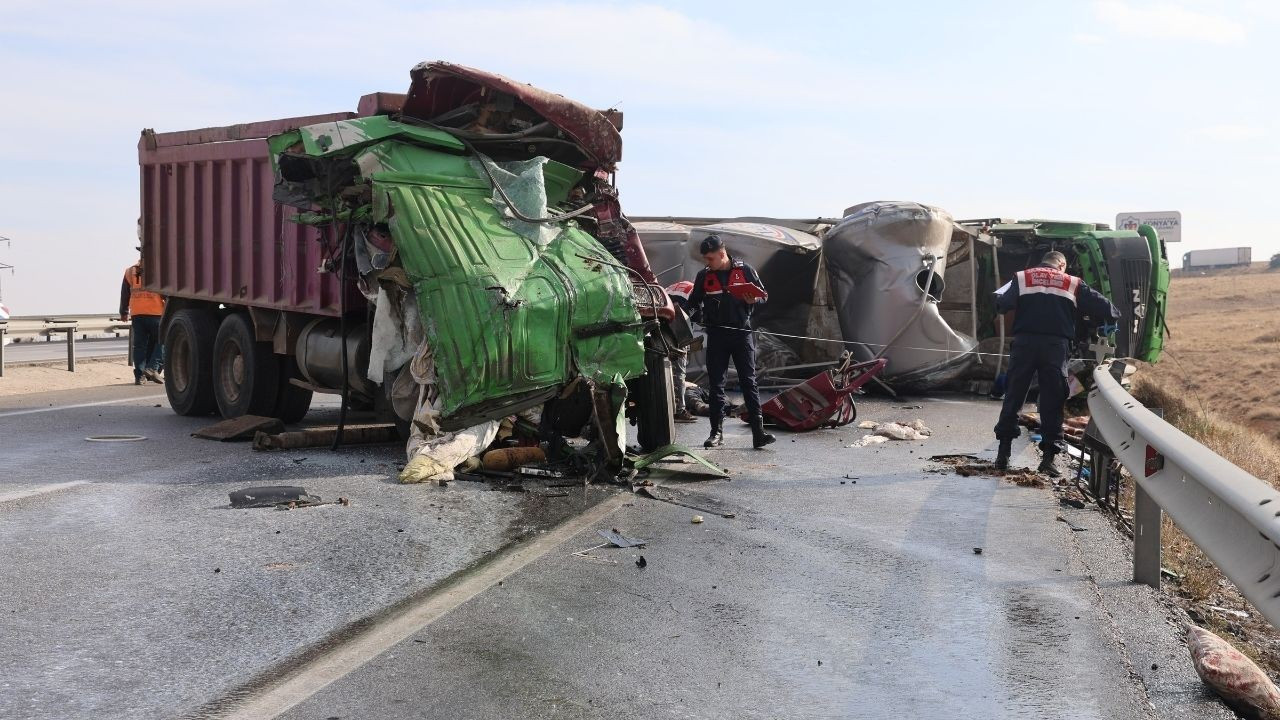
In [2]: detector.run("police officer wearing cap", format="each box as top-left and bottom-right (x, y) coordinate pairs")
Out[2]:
(994, 250), (1118, 475)
(686, 234), (775, 450)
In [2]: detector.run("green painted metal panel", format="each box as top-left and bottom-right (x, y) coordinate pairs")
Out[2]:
(1137, 224), (1169, 363)
(370, 145), (644, 418)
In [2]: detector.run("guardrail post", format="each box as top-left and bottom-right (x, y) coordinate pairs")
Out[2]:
(0, 325), (6, 377)
(1133, 483), (1162, 588)
(66, 328), (76, 372)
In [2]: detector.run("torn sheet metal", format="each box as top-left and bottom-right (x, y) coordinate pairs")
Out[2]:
(631, 444), (729, 479)
(823, 201), (977, 390)
(597, 528), (647, 548)
(229, 486), (320, 508)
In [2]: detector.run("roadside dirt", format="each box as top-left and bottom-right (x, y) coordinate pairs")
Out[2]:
(0, 359), (142, 397)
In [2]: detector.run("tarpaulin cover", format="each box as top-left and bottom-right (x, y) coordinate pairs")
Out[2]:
(824, 201), (976, 389)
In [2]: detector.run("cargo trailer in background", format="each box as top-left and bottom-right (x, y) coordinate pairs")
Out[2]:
(1182, 247), (1252, 270)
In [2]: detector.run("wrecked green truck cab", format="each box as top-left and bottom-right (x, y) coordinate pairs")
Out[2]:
(269, 116), (646, 429)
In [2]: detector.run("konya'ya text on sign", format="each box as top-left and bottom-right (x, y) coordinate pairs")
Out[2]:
(1116, 211), (1181, 243)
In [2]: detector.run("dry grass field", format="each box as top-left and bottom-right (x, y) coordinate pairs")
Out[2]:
(1128, 262), (1280, 670)
(1145, 263), (1280, 445)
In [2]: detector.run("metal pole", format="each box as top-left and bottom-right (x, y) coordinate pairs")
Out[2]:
(1133, 483), (1162, 588)
(0, 326), (6, 377)
(66, 327), (76, 372)
(968, 234), (980, 364)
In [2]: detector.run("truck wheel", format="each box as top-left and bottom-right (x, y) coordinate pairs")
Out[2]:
(212, 313), (279, 418)
(164, 308), (219, 416)
(274, 356), (313, 424)
(635, 353), (675, 452)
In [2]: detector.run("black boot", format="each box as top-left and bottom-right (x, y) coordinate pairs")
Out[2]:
(704, 422), (723, 448)
(994, 439), (1012, 470)
(749, 415), (775, 449)
(1037, 452), (1061, 478)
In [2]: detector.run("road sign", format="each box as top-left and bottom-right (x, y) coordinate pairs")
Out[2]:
(1116, 211), (1181, 243)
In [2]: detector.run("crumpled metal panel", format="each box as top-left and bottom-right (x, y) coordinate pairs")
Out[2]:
(372, 145), (644, 420)
(824, 201), (976, 389)
(403, 61), (623, 170)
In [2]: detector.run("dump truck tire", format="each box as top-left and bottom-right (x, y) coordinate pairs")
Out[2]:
(212, 313), (280, 419)
(273, 356), (313, 424)
(164, 308), (219, 416)
(636, 353), (675, 452)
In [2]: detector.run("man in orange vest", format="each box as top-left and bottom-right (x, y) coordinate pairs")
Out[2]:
(119, 255), (166, 385)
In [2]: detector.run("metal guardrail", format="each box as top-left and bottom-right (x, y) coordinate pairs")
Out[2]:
(1088, 359), (1280, 627)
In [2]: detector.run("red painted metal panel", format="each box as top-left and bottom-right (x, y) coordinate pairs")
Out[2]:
(139, 116), (368, 318)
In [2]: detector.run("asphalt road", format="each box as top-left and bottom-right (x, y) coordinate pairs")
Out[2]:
(0, 385), (1232, 719)
(2, 337), (130, 364)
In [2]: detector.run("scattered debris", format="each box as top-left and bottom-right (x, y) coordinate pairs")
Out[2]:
(254, 425), (399, 451)
(634, 485), (736, 519)
(1056, 515), (1087, 532)
(636, 555), (648, 568)
(973, 547), (983, 555)
(1060, 497), (1087, 509)
(597, 528), (647, 548)
(1186, 623), (1280, 719)
(1207, 605), (1251, 620)
(929, 454), (980, 463)
(848, 435), (889, 448)
(691, 515), (705, 524)
(632, 444), (729, 479)
(85, 435), (147, 443)
(570, 542), (617, 564)
(482, 446), (546, 472)
(228, 485), (348, 510)
(857, 420), (878, 429)
(192, 415), (284, 442)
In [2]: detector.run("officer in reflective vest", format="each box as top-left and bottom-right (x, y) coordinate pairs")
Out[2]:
(119, 256), (166, 385)
(686, 234), (775, 449)
(993, 250), (1118, 475)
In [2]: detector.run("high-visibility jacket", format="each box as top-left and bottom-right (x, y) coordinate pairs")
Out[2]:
(996, 264), (1117, 339)
(120, 264), (165, 317)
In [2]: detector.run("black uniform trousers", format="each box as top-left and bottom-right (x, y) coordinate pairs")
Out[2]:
(706, 329), (762, 427)
(994, 334), (1070, 452)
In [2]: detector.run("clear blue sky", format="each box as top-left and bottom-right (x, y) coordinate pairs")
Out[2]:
(1, 0), (1276, 314)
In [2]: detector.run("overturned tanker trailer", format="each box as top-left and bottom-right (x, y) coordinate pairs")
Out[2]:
(142, 61), (684, 480)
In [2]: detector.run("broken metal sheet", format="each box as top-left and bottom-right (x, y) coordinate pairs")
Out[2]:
(596, 528), (647, 548)
(192, 415), (285, 442)
(229, 486), (320, 509)
(367, 141), (646, 425)
(824, 201), (977, 390)
(631, 444), (729, 479)
(402, 61), (623, 171)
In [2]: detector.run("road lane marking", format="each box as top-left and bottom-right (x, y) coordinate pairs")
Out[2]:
(213, 492), (629, 720)
(0, 394), (167, 419)
(0, 481), (91, 505)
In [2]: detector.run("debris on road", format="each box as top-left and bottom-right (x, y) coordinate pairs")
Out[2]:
(597, 528), (647, 548)
(636, 555), (647, 568)
(691, 515), (704, 524)
(973, 547), (983, 555)
(848, 419), (933, 447)
(631, 444), (729, 479)
(229, 486), (319, 508)
(482, 446), (546, 472)
(253, 425), (399, 451)
(857, 420), (878, 429)
(1186, 623), (1280, 719)
(193, 415), (284, 442)
(635, 485), (736, 519)
(932, 455), (1045, 487)
(85, 435), (147, 443)
(1056, 515), (1087, 532)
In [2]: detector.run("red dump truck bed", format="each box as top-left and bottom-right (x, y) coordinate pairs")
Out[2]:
(137, 95), (404, 315)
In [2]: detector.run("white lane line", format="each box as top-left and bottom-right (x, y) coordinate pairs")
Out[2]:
(0, 394), (167, 419)
(220, 493), (629, 720)
(0, 481), (91, 504)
